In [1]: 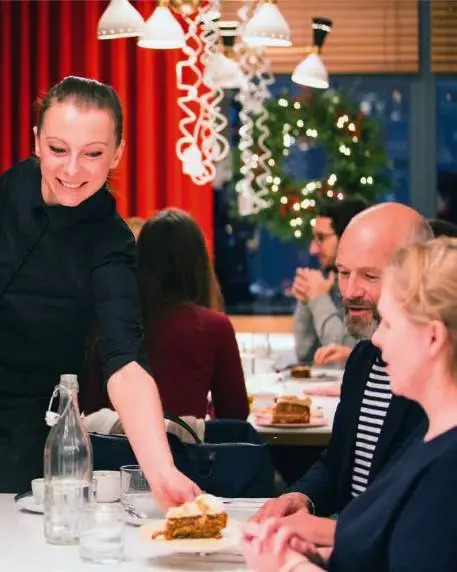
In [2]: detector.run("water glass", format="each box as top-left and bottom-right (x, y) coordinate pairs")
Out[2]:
(120, 465), (162, 519)
(79, 503), (124, 564)
(253, 357), (275, 374)
(241, 352), (256, 379)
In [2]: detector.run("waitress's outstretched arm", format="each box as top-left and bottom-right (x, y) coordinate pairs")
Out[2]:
(108, 361), (201, 510)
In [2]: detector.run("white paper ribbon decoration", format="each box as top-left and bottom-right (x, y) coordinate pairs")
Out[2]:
(235, 46), (272, 215)
(176, 0), (230, 186)
(199, 0), (229, 165)
(234, 1), (273, 215)
(253, 48), (274, 206)
(176, 12), (206, 179)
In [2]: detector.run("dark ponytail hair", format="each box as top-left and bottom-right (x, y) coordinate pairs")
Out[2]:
(137, 208), (223, 341)
(36, 76), (123, 146)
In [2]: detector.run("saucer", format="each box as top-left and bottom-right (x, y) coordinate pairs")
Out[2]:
(16, 495), (44, 514)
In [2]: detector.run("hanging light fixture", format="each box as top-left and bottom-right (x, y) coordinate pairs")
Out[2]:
(199, 0), (221, 22)
(137, 0), (185, 50)
(205, 53), (246, 89)
(169, 0), (201, 16)
(205, 21), (246, 89)
(242, 0), (291, 48)
(292, 18), (332, 89)
(98, 0), (144, 40)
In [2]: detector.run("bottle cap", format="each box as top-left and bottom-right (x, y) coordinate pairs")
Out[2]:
(45, 410), (60, 427)
(60, 374), (78, 383)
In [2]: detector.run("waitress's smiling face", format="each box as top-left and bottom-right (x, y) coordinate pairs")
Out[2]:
(33, 100), (124, 207)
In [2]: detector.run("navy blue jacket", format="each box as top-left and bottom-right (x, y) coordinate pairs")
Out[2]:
(289, 340), (426, 516)
(330, 426), (457, 571)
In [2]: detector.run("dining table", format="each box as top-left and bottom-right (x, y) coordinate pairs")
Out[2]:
(247, 372), (340, 447)
(236, 332), (341, 447)
(2, 494), (258, 572)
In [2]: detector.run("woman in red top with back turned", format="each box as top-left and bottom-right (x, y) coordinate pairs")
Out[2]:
(137, 208), (249, 420)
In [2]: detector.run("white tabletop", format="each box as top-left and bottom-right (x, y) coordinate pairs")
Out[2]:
(2, 494), (251, 572)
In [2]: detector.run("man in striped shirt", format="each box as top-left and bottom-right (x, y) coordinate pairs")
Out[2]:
(252, 203), (431, 546)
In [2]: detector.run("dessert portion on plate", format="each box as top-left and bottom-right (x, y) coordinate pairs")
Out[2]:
(271, 395), (312, 424)
(290, 365), (312, 379)
(151, 494), (228, 540)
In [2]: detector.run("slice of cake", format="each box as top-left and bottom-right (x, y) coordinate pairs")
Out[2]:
(290, 365), (312, 379)
(272, 395), (312, 424)
(153, 494), (228, 540)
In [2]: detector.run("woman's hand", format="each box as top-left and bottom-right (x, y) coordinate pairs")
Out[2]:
(250, 493), (311, 523)
(241, 519), (324, 571)
(241, 520), (307, 572)
(146, 464), (201, 511)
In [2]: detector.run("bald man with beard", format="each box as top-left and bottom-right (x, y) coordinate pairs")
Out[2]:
(251, 203), (433, 547)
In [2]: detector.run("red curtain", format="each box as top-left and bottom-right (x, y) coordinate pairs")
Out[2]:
(0, 0), (213, 251)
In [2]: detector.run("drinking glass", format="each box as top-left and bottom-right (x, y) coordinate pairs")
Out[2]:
(120, 465), (162, 519)
(79, 503), (124, 564)
(241, 352), (256, 379)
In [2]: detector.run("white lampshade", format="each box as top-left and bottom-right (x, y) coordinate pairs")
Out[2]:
(203, 0), (221, 22)
(137, 6), (185, 49)
(242, 1), (291, 48)
(98, 0), (144, 40)
(292, 52), (329, 89)
(205, 53), (247, 90)
(182, 145), (206, 177)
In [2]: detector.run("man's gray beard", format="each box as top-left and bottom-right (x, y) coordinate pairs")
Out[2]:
(345, 314), (380, 341)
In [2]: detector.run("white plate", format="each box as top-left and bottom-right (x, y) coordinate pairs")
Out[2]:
(255, 417), (328, 429)
(16, 495), (44, 514)
(138, 518), (241, 554)
(288, 374), (340, 383)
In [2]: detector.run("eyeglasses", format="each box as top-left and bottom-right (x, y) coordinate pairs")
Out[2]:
(311, 231), (336, 245)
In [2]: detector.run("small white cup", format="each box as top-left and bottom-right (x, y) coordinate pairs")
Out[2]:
(31, 478), (44, 504)
(93, 471), (121, 503)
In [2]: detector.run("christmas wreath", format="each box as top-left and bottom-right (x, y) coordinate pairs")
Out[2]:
(245, 88), (390, 241)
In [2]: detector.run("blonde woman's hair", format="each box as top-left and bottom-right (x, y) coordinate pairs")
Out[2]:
(388, 237), (457, 374)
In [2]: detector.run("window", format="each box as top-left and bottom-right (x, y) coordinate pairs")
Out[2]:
(436, 79), (457, 224)
(215, 76), (412, 314)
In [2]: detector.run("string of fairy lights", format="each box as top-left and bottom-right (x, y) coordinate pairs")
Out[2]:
(248, 89), (388, 241)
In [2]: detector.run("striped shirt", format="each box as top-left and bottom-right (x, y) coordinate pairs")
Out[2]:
(351, 358), (392, 498)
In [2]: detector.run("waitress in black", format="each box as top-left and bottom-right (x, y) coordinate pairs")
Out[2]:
(0, 75), (200, 508)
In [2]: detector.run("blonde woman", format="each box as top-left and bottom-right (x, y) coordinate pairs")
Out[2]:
(242, 237), (457, 572)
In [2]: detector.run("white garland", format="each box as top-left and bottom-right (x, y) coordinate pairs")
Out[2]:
(200, 1), (229, 165)
(234, 0), (274, 215)
(176, 13), (206, 181)
(253, 49), (274, 205)
(176, 0), (230, 186)
(235, 47), (271, 215)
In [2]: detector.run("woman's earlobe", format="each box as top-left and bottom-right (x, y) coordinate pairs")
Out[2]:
(33, 126), (41, 157)
(112, 140), (126, 167)
(429, 321), (448, 358)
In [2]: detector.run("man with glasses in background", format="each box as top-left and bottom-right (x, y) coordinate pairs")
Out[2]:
(292, 197), (368, 363)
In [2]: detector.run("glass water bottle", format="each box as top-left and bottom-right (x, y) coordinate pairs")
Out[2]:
(43, 374), (93, 545)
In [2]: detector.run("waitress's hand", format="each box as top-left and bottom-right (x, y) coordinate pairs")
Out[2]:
(148, 465), (201, 510)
